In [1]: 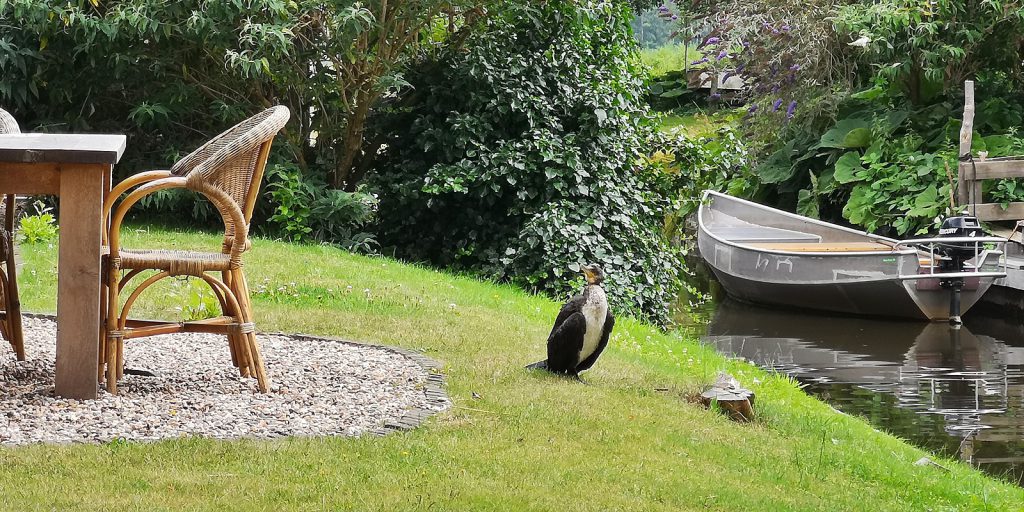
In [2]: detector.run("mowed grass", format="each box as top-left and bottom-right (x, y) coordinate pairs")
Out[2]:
(4, 226), (1023, 511)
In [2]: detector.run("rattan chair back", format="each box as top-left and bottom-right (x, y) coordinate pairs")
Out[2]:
(0, 108), (20, 134)
(171, 106), (290, 221)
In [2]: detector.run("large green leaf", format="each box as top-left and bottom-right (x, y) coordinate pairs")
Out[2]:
(850, 85), (885, 101)
(819, 118), (872, 149)
(982, 134), (1015, 157)
(833, 151), (865, 184)
(757, 140), (796, 184)
(797, 171), (820, 219)
(797, 188), (819, 219)
(843, 184), (874, 226)
(908, 184), (939, 217)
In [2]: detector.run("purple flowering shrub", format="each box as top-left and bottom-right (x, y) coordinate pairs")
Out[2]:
(659, 0), (851, 140)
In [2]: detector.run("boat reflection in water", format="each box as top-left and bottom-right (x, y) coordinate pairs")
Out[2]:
(704, 300), (1024, 485)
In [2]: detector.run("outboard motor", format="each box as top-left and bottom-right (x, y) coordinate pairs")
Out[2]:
(934, 216), (984, 325)
(936, 216), (984, 272)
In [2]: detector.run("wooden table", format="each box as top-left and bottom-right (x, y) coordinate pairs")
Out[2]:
(0, 133), (126, 399)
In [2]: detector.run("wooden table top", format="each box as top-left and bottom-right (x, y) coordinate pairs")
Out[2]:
(0, 133), (126, 165)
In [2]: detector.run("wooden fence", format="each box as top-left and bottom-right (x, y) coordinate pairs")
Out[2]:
(958, 80), (1024, 221)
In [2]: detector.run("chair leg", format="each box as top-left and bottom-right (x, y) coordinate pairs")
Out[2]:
(221, 271), (246, 376)
(231, 268), (268, 392)
(104, 266), (121, 394)
(3, 233), (23, 361)
(98, 270), (107, 382)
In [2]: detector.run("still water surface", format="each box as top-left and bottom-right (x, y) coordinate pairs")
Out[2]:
(701, 299), (1024, 485)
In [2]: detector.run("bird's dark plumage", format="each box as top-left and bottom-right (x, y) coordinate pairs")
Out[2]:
(527, 264), (615, 380)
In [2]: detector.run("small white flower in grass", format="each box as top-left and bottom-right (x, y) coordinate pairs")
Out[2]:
(448, 303), (457, 310)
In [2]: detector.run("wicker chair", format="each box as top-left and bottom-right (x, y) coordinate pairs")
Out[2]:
(0, 108), (24, 360)
(101, 106), (290, 394)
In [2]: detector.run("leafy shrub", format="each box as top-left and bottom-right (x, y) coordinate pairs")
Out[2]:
(264, 163), (378, 252)
(645, 127), (752, 241)
(371, 0), (683, 323)
(835, 137), (957, 235)
(18, 200), (58, 244)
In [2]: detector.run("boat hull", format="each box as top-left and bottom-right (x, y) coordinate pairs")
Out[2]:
(705, 259), (990, 321)
(697, 191), (998, 321)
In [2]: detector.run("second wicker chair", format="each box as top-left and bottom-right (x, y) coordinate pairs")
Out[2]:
(101, 106), (290, 393)
(0, 108), (24, 360)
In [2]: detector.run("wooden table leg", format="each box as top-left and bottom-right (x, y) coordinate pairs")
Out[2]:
(54, 164), (105, 399)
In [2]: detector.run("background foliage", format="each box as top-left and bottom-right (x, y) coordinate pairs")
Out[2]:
(371, 0), (683, 323)
(651, 0), (1024, 237)
(0, 0), (479, 244)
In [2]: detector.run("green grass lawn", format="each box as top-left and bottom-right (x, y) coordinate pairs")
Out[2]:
(4, 226), (1023, 511)
(641, 44), (699, 78)
(658, 111), (740, 138)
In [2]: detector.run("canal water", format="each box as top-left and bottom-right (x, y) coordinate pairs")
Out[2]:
(691, 290), (1024, 486)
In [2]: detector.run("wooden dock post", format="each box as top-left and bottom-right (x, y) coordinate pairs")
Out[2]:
(958, 80), (975, 209)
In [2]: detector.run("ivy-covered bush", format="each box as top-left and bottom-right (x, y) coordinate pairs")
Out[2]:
(371, 0), (682, 323)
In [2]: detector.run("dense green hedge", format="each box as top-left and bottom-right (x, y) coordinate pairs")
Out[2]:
(371, 0), (684, 323)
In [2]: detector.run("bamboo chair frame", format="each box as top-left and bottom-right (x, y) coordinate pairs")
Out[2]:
(0, 108), (24, 360)
(101, 106), (290, 394)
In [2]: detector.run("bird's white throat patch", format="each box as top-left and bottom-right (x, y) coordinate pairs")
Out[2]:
(579, 286), (608, 361)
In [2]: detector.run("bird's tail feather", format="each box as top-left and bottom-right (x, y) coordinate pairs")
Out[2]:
(525, 360), (548, 371)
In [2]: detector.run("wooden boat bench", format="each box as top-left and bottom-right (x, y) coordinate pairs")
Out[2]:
(744, 242), (896, 252)
(712, 225), (822, 244)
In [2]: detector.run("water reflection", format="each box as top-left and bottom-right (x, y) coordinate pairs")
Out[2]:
(704, 300), (1024, 485)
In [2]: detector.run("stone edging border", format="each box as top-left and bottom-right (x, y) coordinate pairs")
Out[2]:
(23, 313), (450, 437)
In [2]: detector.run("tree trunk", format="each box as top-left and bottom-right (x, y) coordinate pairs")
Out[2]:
(905, 60), (922, 106)
(333, 88), (376, 190)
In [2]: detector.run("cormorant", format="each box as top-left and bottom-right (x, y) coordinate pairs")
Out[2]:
(526, 263), (615, 381)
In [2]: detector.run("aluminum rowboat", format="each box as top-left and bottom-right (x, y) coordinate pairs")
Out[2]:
(697, 190), (1007, 321)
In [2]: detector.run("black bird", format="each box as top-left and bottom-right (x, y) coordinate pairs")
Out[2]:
(526, 263), (615, 381)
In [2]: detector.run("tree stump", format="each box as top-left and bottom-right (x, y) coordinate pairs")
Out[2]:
(700, 372), (755, 422)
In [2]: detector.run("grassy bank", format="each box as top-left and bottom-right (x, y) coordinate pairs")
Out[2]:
(3, 226), (1023, 510)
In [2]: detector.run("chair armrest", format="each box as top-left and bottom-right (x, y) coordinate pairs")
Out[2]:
(104, 171), (173, 215)
(102, 171), (172, 244)
(108, 177), (187, 259)
(107, 177), (249, 265)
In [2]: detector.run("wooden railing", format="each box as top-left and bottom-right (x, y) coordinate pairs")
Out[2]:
(958, 80), (1024, 221)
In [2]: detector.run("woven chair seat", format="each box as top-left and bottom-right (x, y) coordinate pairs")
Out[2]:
(116, 248), (233, 274)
